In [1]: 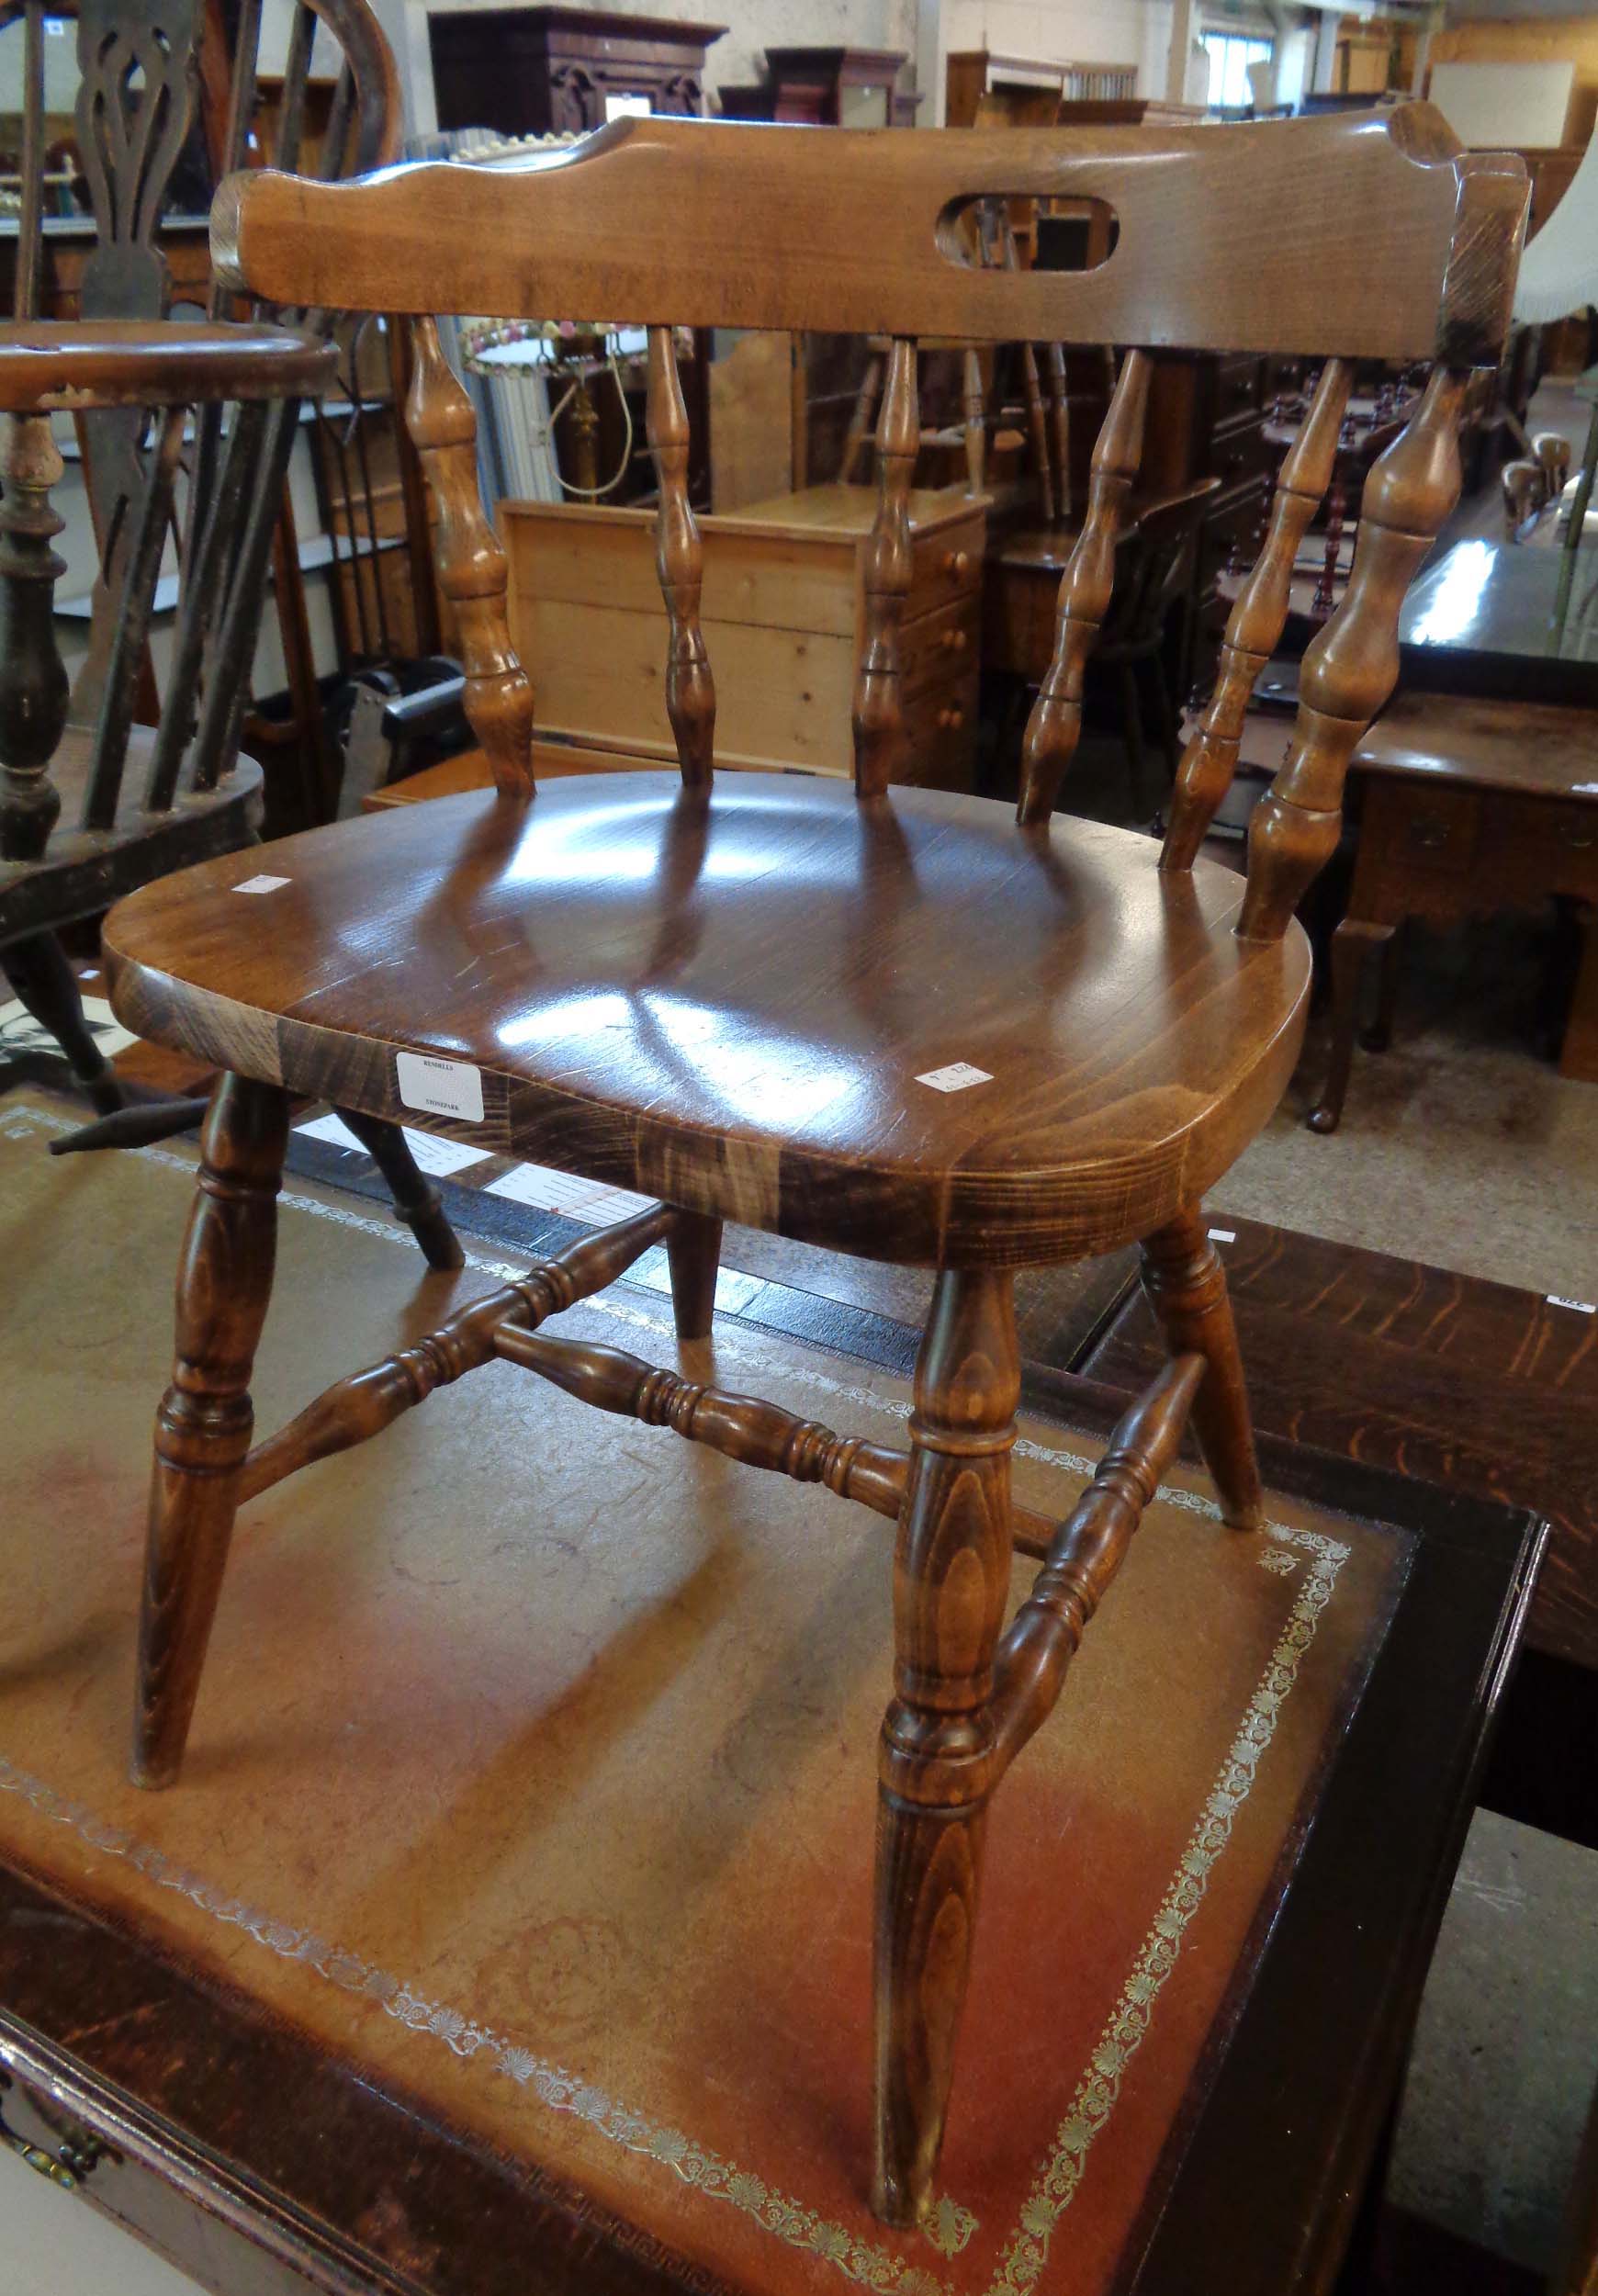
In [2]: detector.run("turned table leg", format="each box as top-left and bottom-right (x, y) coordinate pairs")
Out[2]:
(1309, 917), (1394, 1134)
(132, 1073), (287, 1789)
(666, 1210), (722, 1342)
(1140, 1211), (1264, 1532)
(873, 1266), (1018, 2227)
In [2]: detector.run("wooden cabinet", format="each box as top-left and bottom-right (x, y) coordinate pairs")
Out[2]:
(501, 482), (985, 786)
(427, 6), (725, 137)
(717, 47), (918, 128)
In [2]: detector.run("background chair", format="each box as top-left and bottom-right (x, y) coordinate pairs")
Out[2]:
(105, 108), (1525, 2233)
(0, 0), (460, 1266)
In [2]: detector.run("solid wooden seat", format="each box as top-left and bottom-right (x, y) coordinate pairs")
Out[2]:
(0, 321), (336, 412)
(107, 771), (1310, 1264)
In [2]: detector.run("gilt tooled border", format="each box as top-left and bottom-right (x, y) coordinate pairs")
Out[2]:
(0, 1104), (1353, 2295)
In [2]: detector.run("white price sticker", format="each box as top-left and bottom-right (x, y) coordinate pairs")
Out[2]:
(396, 1052), (485, 1125)
(232, 873), (290, 895)
(1208, 1228), (1236, 1244)
(916, 1063), (993, 1094)
(1547, 1294), (1595, 1314)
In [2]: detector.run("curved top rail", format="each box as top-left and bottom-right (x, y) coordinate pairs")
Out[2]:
(213, 104), (1525, 365)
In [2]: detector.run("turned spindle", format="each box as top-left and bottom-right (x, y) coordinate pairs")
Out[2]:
(1239, 367), (1468, 940)
(646, 325), (715, 787)
(1016, 350), (1151, 826)
(853, 336), (918, 800)
(405, 317), (535, 796)
(990, 1352), (1205, 1776)
(1161, 359), (1352, 872)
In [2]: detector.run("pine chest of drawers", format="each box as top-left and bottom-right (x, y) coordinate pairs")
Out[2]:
(501, 481), (985, 788)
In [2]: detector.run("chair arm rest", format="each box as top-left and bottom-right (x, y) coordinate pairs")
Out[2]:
(0, 321), (335, 412)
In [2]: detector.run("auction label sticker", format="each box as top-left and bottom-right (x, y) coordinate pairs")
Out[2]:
(396, 1051), (485, 1124)
(232, 874), (290, 894)
(916, 1063), (993, 1093)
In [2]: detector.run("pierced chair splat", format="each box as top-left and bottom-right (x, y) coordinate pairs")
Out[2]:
(104, 106), (1526, 2232)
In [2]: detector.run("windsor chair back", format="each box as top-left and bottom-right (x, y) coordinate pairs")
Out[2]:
(0, 0), (391, 1113)
(102, 106), (1525, 2234)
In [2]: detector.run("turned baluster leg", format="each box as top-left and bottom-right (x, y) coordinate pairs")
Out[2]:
(873, 1267), (1018, 2227)
(133, 1074), (287, 1789)
(339, 1109), (463, 1272)
(666, 1209), (721, 1343)
(0, 413), (68, 864)
(1140, 1211), (1264, 1532)
(0, 931), (122, 1113)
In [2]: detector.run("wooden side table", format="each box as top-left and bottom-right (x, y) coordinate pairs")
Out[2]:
(1311, 692), (1598, 1131)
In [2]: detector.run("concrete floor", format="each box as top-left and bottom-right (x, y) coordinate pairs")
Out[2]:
(1390, 1812), (1598, 2275)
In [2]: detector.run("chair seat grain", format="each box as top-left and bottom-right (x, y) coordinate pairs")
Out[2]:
(105, 771), (1311, 1266)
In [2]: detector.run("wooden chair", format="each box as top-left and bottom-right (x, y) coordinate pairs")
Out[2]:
(0, 0), (463, 1266)
(0, 0), (374, 1090)
(843, 209), (1071, 515)
(103, 107), (1525, 2230)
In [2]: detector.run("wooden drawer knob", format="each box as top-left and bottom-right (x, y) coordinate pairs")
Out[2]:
(941, 549), (971, 578)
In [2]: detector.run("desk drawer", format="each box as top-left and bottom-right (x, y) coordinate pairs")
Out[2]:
(1487, 793), (1598, 899)
(910, 514), (984, 613)
(1370, 782), (1482, 876)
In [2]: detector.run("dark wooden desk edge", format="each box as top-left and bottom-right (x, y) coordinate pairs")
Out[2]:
(1127, 1440), (1547, 2290)
(0, 1356), (1544, 2296)
(0, 1851), (737, 2296)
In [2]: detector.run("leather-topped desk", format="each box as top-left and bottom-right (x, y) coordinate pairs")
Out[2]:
(0, 1104), (1544, 2296)
(1311, 690), (1598, 1128)
(1086, 1210), (1596, 1848)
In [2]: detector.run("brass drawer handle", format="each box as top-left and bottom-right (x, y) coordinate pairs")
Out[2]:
(937, 706), (964, 730)
(940, 549), (971, 578)
(940, 627), (968, 652)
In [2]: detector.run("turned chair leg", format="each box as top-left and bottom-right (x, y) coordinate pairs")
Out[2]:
(1, 930), (123, 1115)
(666, 1210), (722, 1341)
(1140, 1210), (1265, 1532)
(339, 1109), (463, 1272)
(133, 1073), (287, 1789)
(873, 1266), (1018, 2227)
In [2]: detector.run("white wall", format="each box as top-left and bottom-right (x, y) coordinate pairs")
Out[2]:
(917, 0), (1179, 126)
